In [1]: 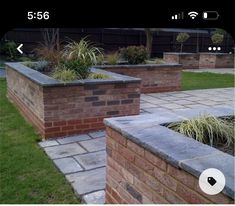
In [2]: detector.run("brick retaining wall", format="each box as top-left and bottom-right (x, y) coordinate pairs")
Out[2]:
(163, 53), (199, 69)
(6, 63), (141, 139)
(104, 109), (234, 204)
(95, 64), (182, 93)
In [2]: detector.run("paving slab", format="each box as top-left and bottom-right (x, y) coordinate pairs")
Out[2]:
(66, 167), (106, 195)
(57, 134), (91, 144)
(88, 130), (106, 138)
(74, 150), (106, 170)
(82, 190), (105, 204)
(79, 137), (106, 152)
(54, 157), (83, 174)
(44, 143), (86, 159)
(39, 140), (59, 148)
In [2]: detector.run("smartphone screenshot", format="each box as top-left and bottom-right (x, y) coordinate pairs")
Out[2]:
(0, 5), (234, 205)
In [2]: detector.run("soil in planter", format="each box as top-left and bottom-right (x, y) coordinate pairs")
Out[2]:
(166, 116), (235, 157)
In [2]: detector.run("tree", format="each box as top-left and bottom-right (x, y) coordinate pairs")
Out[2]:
(176, 32), (190, 52)
(144, 28), (160, 58)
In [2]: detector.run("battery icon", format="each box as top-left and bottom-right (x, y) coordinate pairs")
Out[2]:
(203, 11), (219, 20)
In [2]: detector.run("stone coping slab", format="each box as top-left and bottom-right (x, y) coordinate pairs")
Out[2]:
(95, 63), (182, 69)
(164, 52), (197, 55)
(104, 106), (235, 199)
(5, 62), (141, 87)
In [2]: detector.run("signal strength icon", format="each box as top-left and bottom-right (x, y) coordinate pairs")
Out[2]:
(188, 11), (198, 19)
(171, 12), (184, 20)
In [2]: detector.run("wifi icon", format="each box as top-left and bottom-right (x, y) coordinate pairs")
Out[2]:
(188, 11), (198, 19)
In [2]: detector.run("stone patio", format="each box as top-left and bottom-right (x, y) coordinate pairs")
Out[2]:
(39, 87), (235, 204)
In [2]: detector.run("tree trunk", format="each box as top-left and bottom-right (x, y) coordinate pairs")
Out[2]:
(145, 28), (153, 58)
(180, 43), (183, 53)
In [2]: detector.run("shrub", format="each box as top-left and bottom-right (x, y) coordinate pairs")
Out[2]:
(61, 60), (91, 79)
(106, 52), (120, 65)
(96, 54), (104, 65)
(88, 73), (110, 79)
(119, 46), (148, 64)
(51, 66), (77, 82)
(176, 33), (190, 52)
(211, 33), (224, 45)
(1, 41), (20, 61)
(167, 114), (234, 147)
(61, 38), (103, 79)
(22, 60), (49, 72)
(34, 46), (62, 66)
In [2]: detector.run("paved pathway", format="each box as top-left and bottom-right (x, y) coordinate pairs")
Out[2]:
(184, 68), (235, 74)
(39, 87), (234, 204)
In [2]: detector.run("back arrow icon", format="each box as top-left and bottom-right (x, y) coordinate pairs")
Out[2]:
(17, 44), (23, 54)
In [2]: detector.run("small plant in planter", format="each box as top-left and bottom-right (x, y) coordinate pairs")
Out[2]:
(105, 52), (120, 65)
(168, 114), (234, 155)
(120, 46), (148, 64)
(211, 33), (224, 46)
(176, 32), (190, 52)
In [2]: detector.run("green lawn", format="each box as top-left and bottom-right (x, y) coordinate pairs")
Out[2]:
(182, 72), (234, 90)
(0, 78), (80, 203)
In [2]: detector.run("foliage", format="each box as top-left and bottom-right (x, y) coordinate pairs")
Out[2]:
(211, 33), (224, 45)
(146, 57), (165, 64)
(34, 46), (62, 66)
(22, 60), (49, 72)
(61, 38), (103, 79)
(96, 54), (105, 65)
(51, 66), (78, 82)
(168, 114), (234, 147)
(61, 60), (91, 79)
(176, 33), (190, 52)
(0, 41), (20, 61)
(62, 37), (103, 65)
(0, 79), (80, 203)
(212, 28), (226, 35)
(106, 52), (120, 65)
(120, 46), (148, 64)
(88, 73), (110, 79)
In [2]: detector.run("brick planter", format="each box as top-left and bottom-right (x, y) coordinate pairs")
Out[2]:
(199, 53), (234, 68)
(163, 52), (199, 69)
(104, 107), (235, 204)
(6, 63), (141, 139)
(95, 64), (182, 93)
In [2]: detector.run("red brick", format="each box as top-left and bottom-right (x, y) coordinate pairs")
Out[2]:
(133, 177), (153, 200)
(106, 127), (127, 146)
(45, 127), (61, 133)
(111, 187), (122, 203)
(61, 125), (74, 131)
(164, 188), (187, 203)
(53, 121), (66, 126)
(118, 143), (135, 162)
(154, 166), (178, 191)
(144, 150), (167, 171)
(167, 164), (195, 189)
(134, 155), (154, 176)
(127, 140), (144, 156)
(83, 117), (98, 123)
(176, 183), (211, 204)
(44, 122), (52, 127)
(67, 119), (82, 125)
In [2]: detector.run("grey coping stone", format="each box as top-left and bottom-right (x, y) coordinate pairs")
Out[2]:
(79, 137), (106, 152)
(82, 190), (105, 204)
(104, 107), (235, 199)
(74, 150), (106, 170)
(104, 113), (185, 134)
(88, 130), (106, 138)
(180, 153), (235, 199)
(94, 63), (182, 69)
(38, 140), (59, 148)
(66, 167), (106, 195)
(5, 63), (140, 87)
(116, 125), (222, 167)
(44, 143), (86, 159)
(54, 157), (83, 174)
(57, 134), (91, 144)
